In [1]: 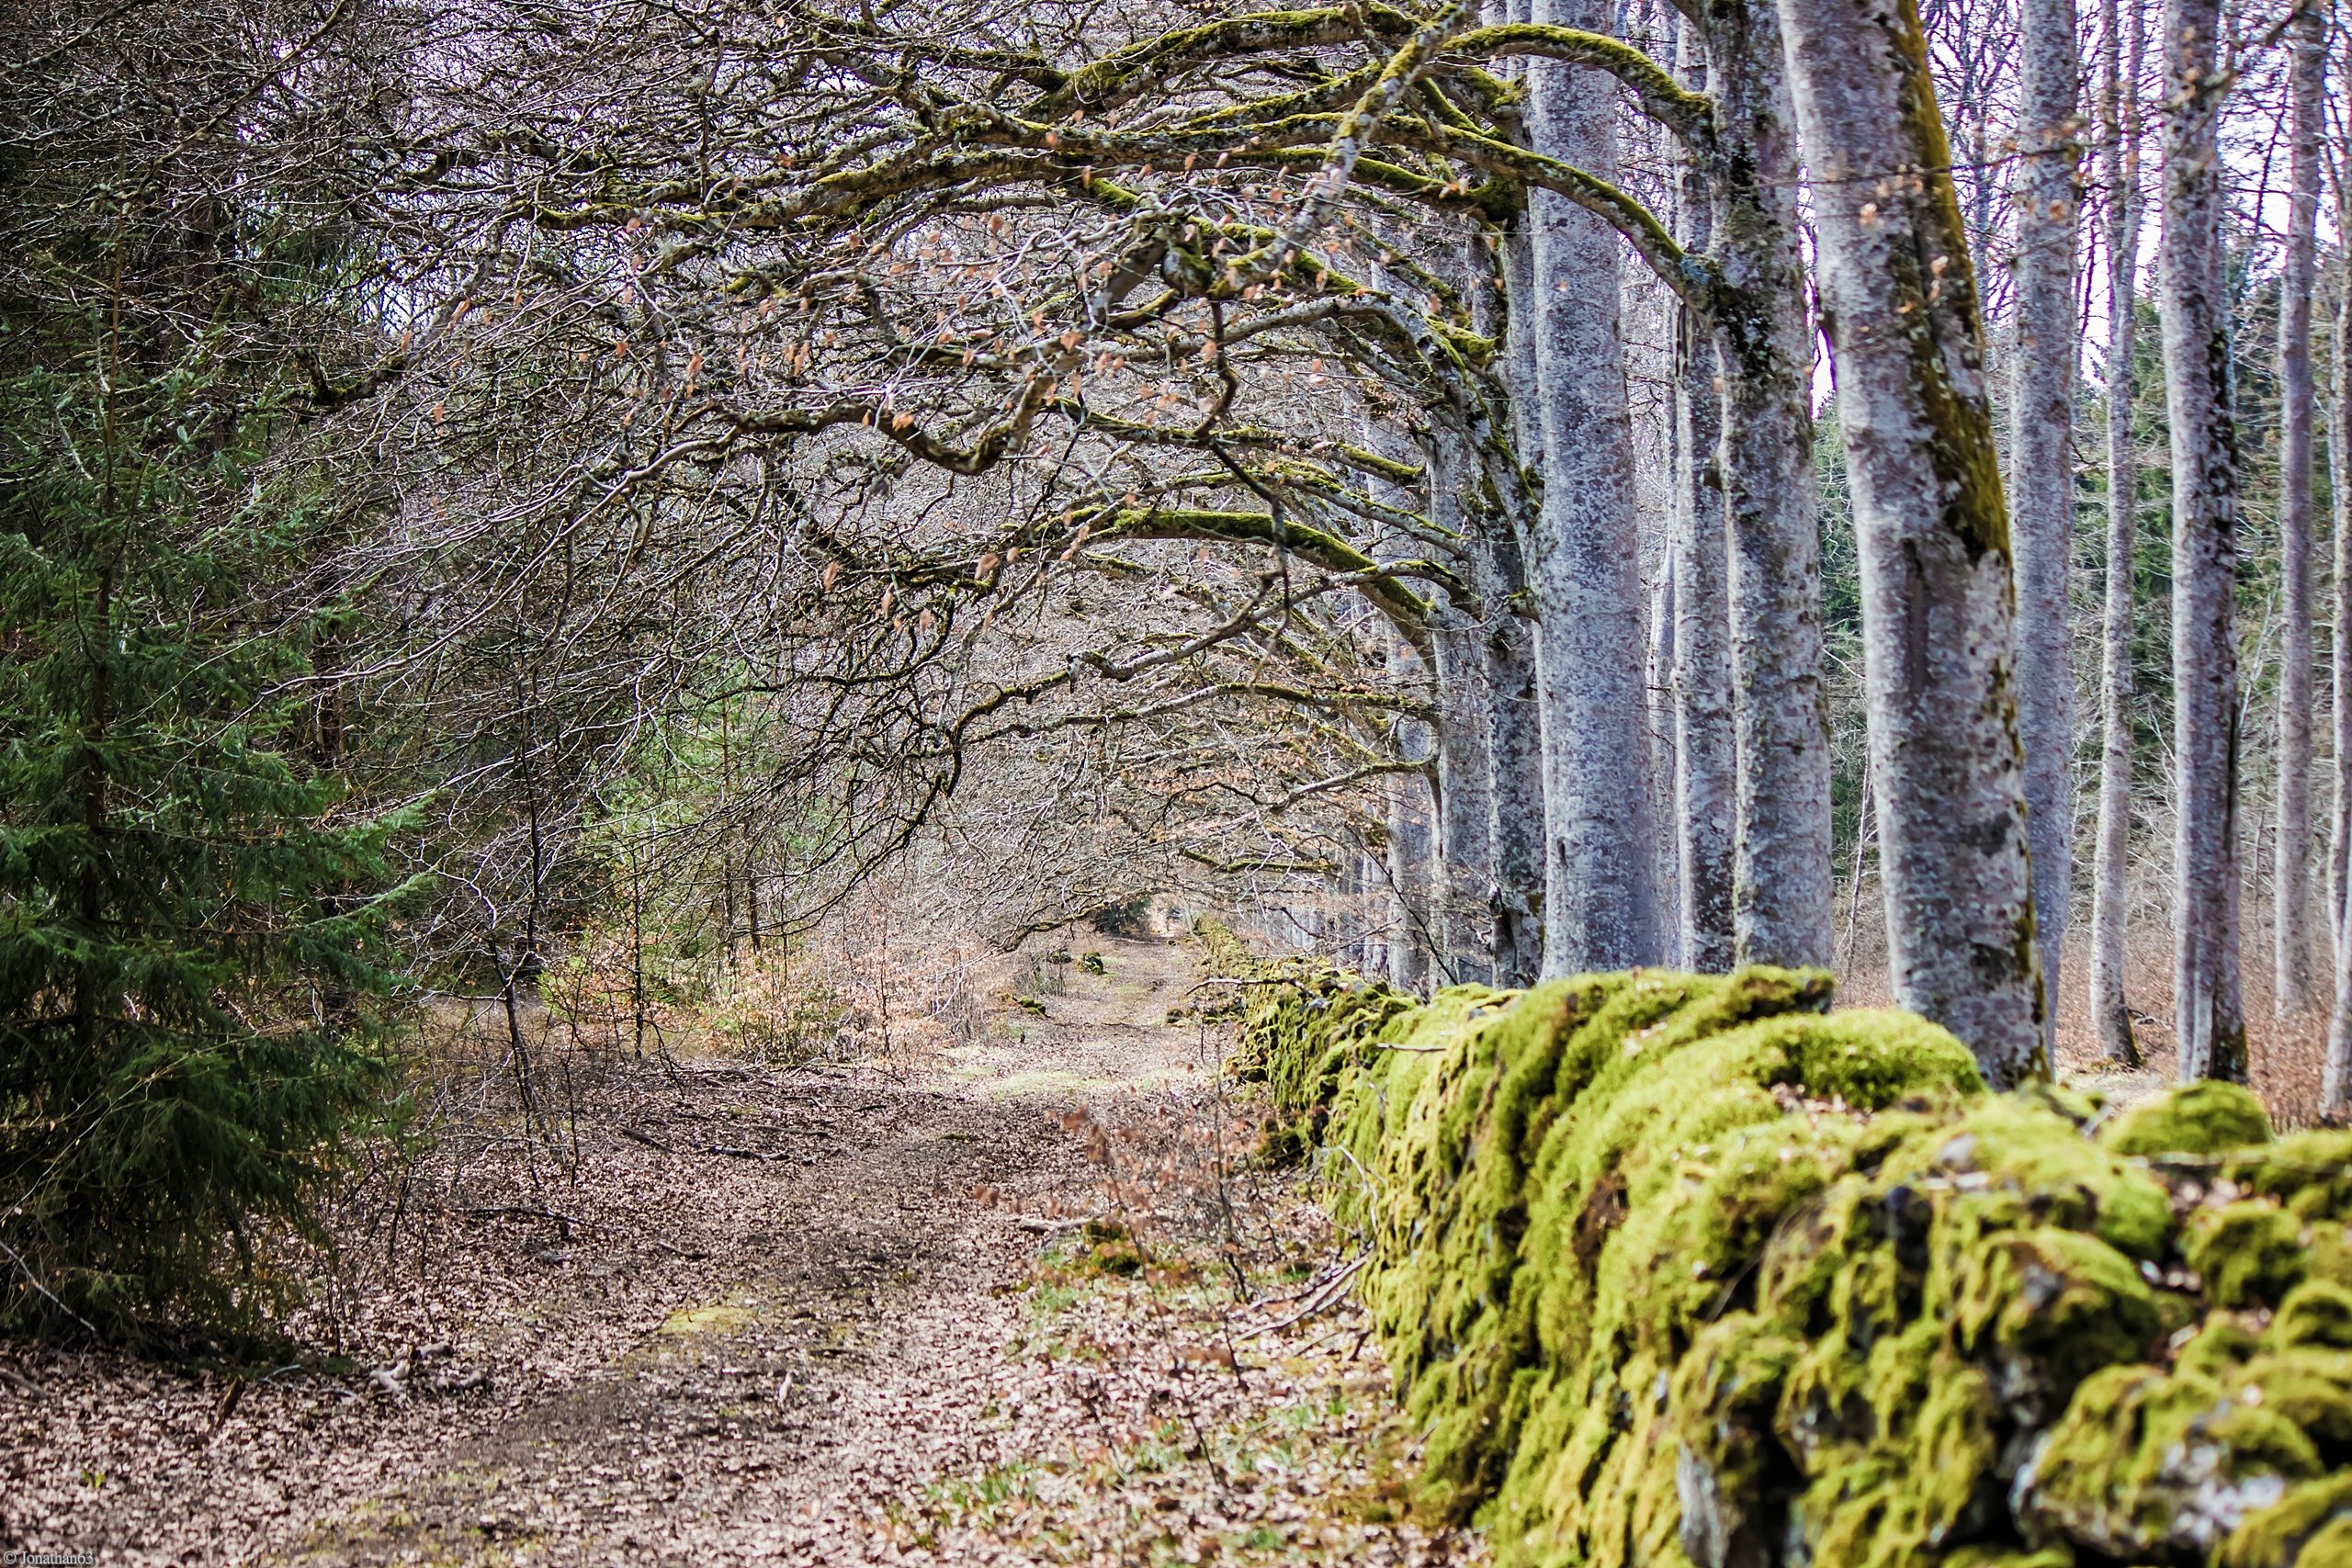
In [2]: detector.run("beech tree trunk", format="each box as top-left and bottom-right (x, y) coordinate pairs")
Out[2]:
(2007, 0), (2079, 1046)
(2157, 0), (2245, 1083)
(1384, 655), (1436, 991)
(1430, 435), (1499, 986)
(1775, 0), (2047, 1084)
(1669, 48), (1739, 971)
(2273, 0), (2324, 1017)
(1521, 0), (1665, 973)
(2326, 225), (2352, 1111)
(1673, 299), (1739, 972)
(1703, 0), (1834, 970)
(1477, 509), (1551, 987)
(2088, 0), (2143, 1066)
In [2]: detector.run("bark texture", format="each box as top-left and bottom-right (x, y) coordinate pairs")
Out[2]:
(1672, 303), (1739, 972)
(1704, 0), (1834, 971)
(2088, 0), (2143, 1066)
(2328, 238), (2352, 1111)
(2272, 1), (2324, 1017)
(1775, 0), (2046, 1084)
(2335, 259), (2352, 969)
(1668, 45), (1739, 973)
(1430, 438), (1498, 986)
(1521, 0), (1665, 973)
(2157, 0), (2245, 1083)
(2007, 0), (2080, 1046)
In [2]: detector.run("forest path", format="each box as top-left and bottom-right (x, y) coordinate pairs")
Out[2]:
(287, 935), (1217, 1566)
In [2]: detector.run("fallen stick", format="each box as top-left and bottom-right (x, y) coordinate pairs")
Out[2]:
(1239, 1253), (1370, 1340)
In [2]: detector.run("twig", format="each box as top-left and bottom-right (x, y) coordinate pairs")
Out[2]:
(202, 1377), (245, 1442)
(458, 1203), (594, 1232)
(1239, 1253), (1370, 1339)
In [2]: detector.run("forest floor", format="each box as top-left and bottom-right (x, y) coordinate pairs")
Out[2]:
(1, 936), (1479, 1567)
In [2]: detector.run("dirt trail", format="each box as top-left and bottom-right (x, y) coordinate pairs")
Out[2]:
(13, 935), (1466, 1567)
(286, 936), (1214, 1565)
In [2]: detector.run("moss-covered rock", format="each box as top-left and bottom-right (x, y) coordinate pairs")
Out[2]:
(1202, 927), (2348, 1568)
(2101, 1079), (2274, 1157)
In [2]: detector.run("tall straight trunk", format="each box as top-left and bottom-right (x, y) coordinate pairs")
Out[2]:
(1651, 553), (1684, 965)
(2327, 247), (2352, 1111)
(1387, 754), (1435, 996)
(2089, 0), (2144, 1066)
(1705, 0), (1835, 969)
(1478, 514), (1550, 987)
(1430, 434), (1499, 986)
(1775, 0), (2047, 1084)
(2334, 252), (2352, 972)
(2157, 0), (2245, 1083)
(1495, 0), (1547, 976)
(1669, 17), (1739, 973)
(1433, 614), (1498, 985)
(2007, 0), (2080, 1044)
(1521, 0), (1665, 973)
(2273, 2), (2324, 1016)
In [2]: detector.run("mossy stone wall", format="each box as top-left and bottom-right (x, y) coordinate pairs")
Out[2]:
(1205, 919), (2352, 1567)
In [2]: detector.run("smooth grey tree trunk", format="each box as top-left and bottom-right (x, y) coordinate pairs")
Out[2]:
(2327, 234), (2352, 1111)
(2273, 2), (2324, 1016)
(1494, 0), (1548, 979)
(1669, 22), (1738, 974)
(2334, 255), (2352, 972)
(1385, 674), (1436, 995)
(1475, 504), (1551, 987)
(1487, 614), (1549, 987)
(2007, 0), (2080, 1047)
(1704, 0), (1834, 971)
(1430, 435), (1499, 986)
(2157, 0), (2246, 1083)
(2088, 0), (2144, 1066)
(1521, 0), (1665, 974)
(1672, 310), (1739, 972)
(1776, 0), (2047, 1084)
(1651, 553), (1684, 966)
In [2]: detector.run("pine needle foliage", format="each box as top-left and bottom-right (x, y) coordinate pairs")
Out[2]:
(0, 312), (407, 1345)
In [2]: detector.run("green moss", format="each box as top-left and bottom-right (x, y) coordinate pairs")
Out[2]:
(1210, 932), (2333, 1568)
(2187, 1202), (2311, 1309)
(2100, 1078), (2273, 1156)
(2222, 1473), (2352, 1567)
(2271, 1281), (2352, 1351)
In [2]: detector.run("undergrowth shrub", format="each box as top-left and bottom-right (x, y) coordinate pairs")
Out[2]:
(1204, 918), (2352, 1568)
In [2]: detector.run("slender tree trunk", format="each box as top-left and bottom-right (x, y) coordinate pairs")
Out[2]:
(2008, 0), (2081, 1045)
(1477, 513), (1551, 987)
(1387, 630), (1437, 995)
(1430, 434), (1499, 985)
(2326, 244), (2352, 1111)
(2089, 0), (2144, 1066)
(1668, 20), (1739, 973)
(2157, 0), (2246, 1082)
(1705, 0), (1835, 970)
(2273, 0), (2324, 1016)
(1522, 0), (1665, 973)
(2334, 252), (2352, 973)
(1433, 610), (1498, 985)
(1651, 551), (1685, 965)
(1494, 5), (1548, 978)
(1776, 0), (2047, 1084)
(2329, 888), (2352, 1112)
